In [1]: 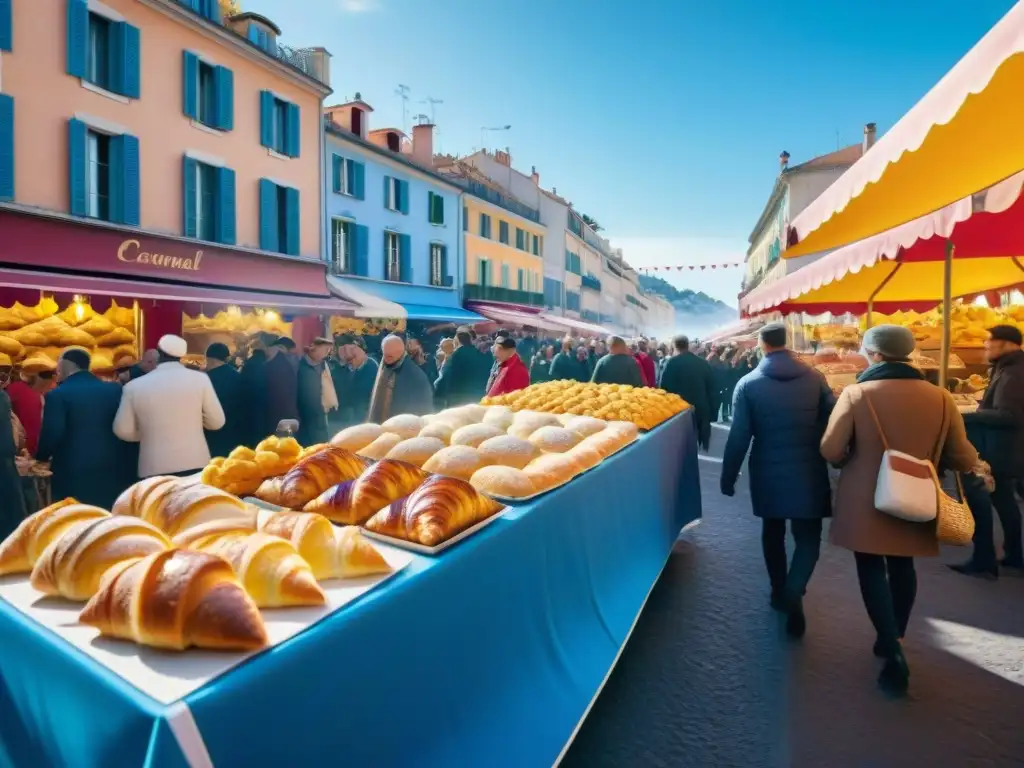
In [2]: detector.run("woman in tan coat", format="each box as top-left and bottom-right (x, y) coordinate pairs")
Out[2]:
(821, 325), (978, 693)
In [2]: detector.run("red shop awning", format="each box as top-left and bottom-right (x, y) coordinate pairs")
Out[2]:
(467, 303), (565, 332)
(0, 268), (356, 315)
(539, 313), (608, 337)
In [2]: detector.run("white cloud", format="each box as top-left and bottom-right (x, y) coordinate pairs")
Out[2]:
(340, 0), (379, 11)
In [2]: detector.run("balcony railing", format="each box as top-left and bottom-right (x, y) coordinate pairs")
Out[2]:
(464, 284), (543, 307)
(581, 309), (601, 322)
(581, 274), (602, 291)
(583, 227), (610, 256)
(625, 294), (648, 310)
(457, 180), (540, 223)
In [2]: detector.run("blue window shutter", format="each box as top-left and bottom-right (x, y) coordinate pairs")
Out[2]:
(0, 95), (13, 200)
(214, 66), (233, 130)
(259, 179), (278, 252)
(354, 225), (369, 276)
(117, 134), (140, 225)
(383, 175), (391, 208)
(426, 191), (433, 222)
(440, 246), (449, 286)
(285, 187), (300, 255)
(0, 0), (12, 52)
(68, 119), (87, 216)
(122, 24), (141, 99)
(182, 156), (198, 237)
(285, 102), (300, 157)
(344, 160), (354, 196)
(247, 24), (259, 44)
(436, 194), (444, 225)
(259, 91), (274, 148)
(66, 0), (88, 78)
(399, 234), (412, 282)
(331, 155), (341, 193)
(182, 52), (199, 120)
(215, 166), (236, 245)
(399, 181), (409, 215)
(353, 162), (365, 200)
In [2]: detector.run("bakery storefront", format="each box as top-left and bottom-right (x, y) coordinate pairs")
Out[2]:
(0, 208), (354, 372)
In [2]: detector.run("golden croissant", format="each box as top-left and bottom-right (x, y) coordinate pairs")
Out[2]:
(79, 549), (268, 651)
(114, 478), (253, 536)
(30, 516), (171, 601)
(364, 475), (503, 547)
(0, 499), (109, 575)
(172, 530), (324, 608)
(303, 459), (429, 525)
(254, 447), (369, 510)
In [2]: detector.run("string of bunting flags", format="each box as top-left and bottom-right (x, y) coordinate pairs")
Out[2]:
(639, 263), (743, 273)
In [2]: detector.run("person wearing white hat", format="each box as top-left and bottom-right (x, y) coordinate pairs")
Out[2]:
(114, 334), (226, 477)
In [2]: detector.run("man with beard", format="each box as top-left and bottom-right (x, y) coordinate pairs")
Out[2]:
(368, 335), (434, 422)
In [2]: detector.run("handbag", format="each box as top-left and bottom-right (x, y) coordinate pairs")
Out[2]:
(936, 473), (975, 546)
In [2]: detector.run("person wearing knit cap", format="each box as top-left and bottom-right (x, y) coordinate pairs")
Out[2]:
(114, 335), (226, 477)
(821, 324), (979, 694)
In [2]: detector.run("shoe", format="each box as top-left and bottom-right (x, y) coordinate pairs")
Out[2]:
(785, 600), (806, 639)
(878, 648), (910, 694)
(948, 562), (998, 581)
(999, 557), (1024, 569)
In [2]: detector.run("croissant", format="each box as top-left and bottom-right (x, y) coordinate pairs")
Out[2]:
(364, 474), (503, 547)
(30, 516), (171, 601)
(254, 447), (369, 510)
(303, 459), (429, 525)
(115, 478), (253, 536)
(79, 549), (268, 651)
(0, 499), (110, 575)
(112, 476), (181, 518)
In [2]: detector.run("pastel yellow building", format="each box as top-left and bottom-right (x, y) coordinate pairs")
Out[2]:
(463, 195), (545, 306)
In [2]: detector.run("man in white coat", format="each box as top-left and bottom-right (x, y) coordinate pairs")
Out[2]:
(114, 334), (226, 478)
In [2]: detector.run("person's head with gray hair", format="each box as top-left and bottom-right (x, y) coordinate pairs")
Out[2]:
(58, 347), (91, 382)
(607, 335), (628, 354)
(861, 324), (916, 363)
(758, 322), (788, 352)
(381, 334), (406, 366)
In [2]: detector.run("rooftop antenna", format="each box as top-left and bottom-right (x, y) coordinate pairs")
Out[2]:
(413, 113), (430, 126)
(395, 84), (411, 132)
(421, 96), (443, 125)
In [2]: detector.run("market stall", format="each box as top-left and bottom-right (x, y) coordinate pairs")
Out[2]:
(0, 402), (701, 767)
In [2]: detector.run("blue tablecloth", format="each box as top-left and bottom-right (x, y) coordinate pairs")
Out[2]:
(0, 412), (701, 768)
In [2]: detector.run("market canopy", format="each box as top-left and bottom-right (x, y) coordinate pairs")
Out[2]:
(784, 1), (1024, 259)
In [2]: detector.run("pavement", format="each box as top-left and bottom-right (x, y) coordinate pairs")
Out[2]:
(562, 422), (1024, 768)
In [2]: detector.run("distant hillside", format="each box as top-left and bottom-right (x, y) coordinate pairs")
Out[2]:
(639, 274), (737, 335)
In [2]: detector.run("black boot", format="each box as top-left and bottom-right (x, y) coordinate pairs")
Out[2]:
(948, 562), (998, 581)
(785, 597), (806, 639)
(873, 636), (906, 660)
(878, 647), (910, 694)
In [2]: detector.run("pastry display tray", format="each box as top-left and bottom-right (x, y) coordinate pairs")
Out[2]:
(361, 507), (506, 556)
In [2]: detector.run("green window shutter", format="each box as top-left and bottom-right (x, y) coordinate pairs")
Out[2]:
(0, 94), (13, 201)
(463, 205), (468, 232)
(66, 0), (88, 78)
(427, 191), (434, 222)
(285, 187), (300, 255)
(215, 166), (236, 245)
(352, 162), (365, 199)
(399, 233), (412, 281)
(440, 245), (449, 285)
(214, 66), (233, 130)
(0, 0), (11, 52)
(259, 178), (278, 251)
(517, 268), (524, 291)
(499, 220), (508, 244)
(353, 224), (369, 276)
(259, 91), (274, 148)
(68, 118), (88, 216)
(183, 52), (199, 120)
(182, 156), (198, 237)
(434, 192), (444, 224)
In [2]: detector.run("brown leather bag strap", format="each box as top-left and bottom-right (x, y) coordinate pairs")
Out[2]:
(861, 390), (890, 452)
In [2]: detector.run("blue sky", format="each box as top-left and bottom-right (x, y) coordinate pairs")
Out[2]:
(245, 0), (1013, 305)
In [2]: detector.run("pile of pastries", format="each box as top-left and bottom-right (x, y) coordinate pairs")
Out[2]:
(0, 479), (393, 652)
(0, 298), (137, 373)
(182, 309), (291, 338)
(480, 380), (688, 430)
(201, 436), (328, 497)
(861, 303), (1024, 348)
(329, 405), (639, 499)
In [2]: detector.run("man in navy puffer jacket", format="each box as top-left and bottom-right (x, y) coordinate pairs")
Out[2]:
(721, 323), (836, 638)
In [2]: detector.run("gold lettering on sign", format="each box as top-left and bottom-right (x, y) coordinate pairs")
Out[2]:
(117, 239), (203, 272)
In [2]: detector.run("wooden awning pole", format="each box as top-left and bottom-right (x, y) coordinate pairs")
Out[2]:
(939, 241), (954, 389)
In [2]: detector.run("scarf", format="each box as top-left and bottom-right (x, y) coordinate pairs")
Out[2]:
(855, 361), (924, 384)
(320, 363), (338, 413)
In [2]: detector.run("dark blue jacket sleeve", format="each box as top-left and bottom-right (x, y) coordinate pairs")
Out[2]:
(35, 390), (66, 462)
(721, 381), (752, 489)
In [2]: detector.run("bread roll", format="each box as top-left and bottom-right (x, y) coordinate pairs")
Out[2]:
(563, 416), (608, 438)
(421, 445), (489, 482)
(481, 406), (515, 430)
(357, 432), (404, 461)
(450, 423), (505, 448)
(430, 411), (475, 431)
(330, 423), (384, 452)
(529, 426), (583, 453)
(419, 421), (455, 444)
(380, 414), (425, 440)
(477, 435), (538, 469)
(605, 421), (640, 442)
(469, 465), (535, 499)
(451, 405), (488, 423)
(567, 443), (604, 471)
(385, 436), (446, 468)
(523, 453), (580, 492)
(577, 430), (627, 458)
(512, 411), (561, 428)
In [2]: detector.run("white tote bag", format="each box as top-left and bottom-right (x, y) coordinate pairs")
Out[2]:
(863, 392), (939, 523)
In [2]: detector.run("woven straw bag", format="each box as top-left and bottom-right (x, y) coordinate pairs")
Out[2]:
(936, 473), (975, 546)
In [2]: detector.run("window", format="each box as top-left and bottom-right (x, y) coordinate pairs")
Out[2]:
(260, 91), (299, 156)
(463, 205), (468, 232)
(247, 22), (273, 52)
(69, 119), (139, 225)
(532, 234), (540, 256)
(331, 218), (354, 274)
(517, 268), (524, 291)
(184, 157), (235, 244)
(430, 243), (447, 287)
(428, 191), (445, 225)
(501, 264), (510, 288)
(67, 3), (140, 98)
(195, 161), (217, 241)
(86, 130), (110, 220)
(478, 259), (491, 286)
(515, 228), (525, 251)
(384, 232), (401, 281)
(0, 0), (11, 52)
(479, 213), (491, 239)
(184, 53), (233, 131)
(384, 176), (409, 213)
(332, 155), (364, 199)
(564, 250), (581, 275)
(259, 179), (299, 255)
(498, 220), (509, 245)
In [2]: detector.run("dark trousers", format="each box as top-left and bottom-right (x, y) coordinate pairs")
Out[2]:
(963, 472), (1023, 568)
(761, 518), (823, 601)
(854, 552), (916, 656)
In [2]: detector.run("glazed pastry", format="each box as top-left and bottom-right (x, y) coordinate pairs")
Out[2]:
(79, 549), (268, 651)
(450, 423), (505, 448)
(421, 445), (489, 482)
(0, 335), (24, 359)
(476, 435), (538, 469)
(385, 436), (446, 468)
(523, 453), (581, 492)
(78, 315), (115, 337)
(563, 415), (608, 438)
(254, 447), (369, 509)
(260, 509), (390, 579)
(357, 432), (404, 461)
(303, 459), (429, 525)
(528, 426), (583, 453)
(30, 516), (170, 601)
(481, 406), (515, 431)
(95, 327), (136, 347)
(0, 499), (107, 575)
(605, 421), (640, 442)
(112, 476), (181, 518)
(379, 414), (425, 440)
(364, 475), (503, 547)
(469, 465), (535, 499)
(330, 423), (384, 452)
(116, 479), (253, 535)
(418, 421), (455, 444)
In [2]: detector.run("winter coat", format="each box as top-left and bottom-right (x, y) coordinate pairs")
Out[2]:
(659, 352), (716, 449)
(239, 350), (271, 446)
(634, 352), (656, 387)
(529, 356), (552, 384)
(821, 364), (978, 557)
(434, 345), (489, 408)
(963, 349), (1024, 478)
(36, 371), (136, 509)
(550, 352), (589, 383)
(591, 353), (644, 387)
(205, 364), (245, 459)
(487, 354), (531, 397)
(296, 356), (330, 447)
(265, 352), (299, 434)
(6, 381), (43, 455)
(368, 355), (434, 422)
(721, 351), (835, 520)
(0, 390), (26, 538)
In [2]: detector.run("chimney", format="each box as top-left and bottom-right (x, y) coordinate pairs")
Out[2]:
(779, 151), (790, 171)
(495, 150), (511, 167)
(863, 122), (877, 153)
(412, 123), (434, 166)
(530, 165), (539, 185)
